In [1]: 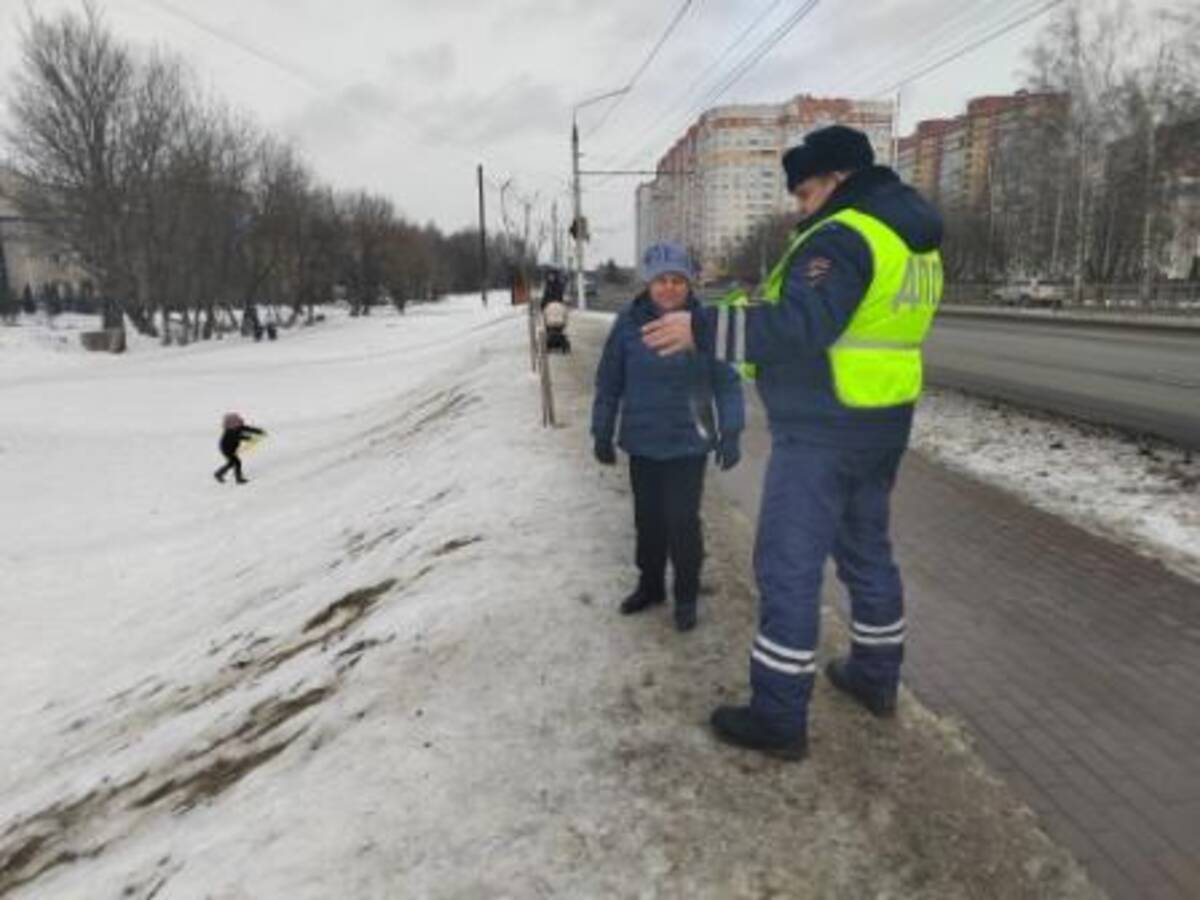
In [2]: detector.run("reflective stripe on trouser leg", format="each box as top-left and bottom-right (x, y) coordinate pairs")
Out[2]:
(831, 446), (907, 688)
(750, 443), (847, 733)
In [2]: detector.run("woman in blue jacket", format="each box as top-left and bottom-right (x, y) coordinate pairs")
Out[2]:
(592, 242), (745, 632)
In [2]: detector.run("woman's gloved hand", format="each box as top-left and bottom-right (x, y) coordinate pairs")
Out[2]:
(715, 433), (741, 471)
(594, 439), (617, 466)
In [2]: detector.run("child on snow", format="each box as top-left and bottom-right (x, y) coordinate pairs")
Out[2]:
(214, 413), (265, 484)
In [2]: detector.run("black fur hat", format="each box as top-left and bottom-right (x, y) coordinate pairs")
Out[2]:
(782, 125), (875, 191)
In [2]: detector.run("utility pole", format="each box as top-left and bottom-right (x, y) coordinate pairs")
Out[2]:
(571, 86), (631, 312)
(571, 120), (586, 310)
(477, 164), (488, 307)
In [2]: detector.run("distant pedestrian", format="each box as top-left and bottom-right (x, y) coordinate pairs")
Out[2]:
(214, 413), (265, 485)
(542, 268), (566, 307)
(592, 241), (745, 632)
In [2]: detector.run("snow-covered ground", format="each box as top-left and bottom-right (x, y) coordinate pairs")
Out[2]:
(2, 297), (566, 896)
(0, 300), (1098, 899)
(913, 387), (1200, 582)
(0, 312), (157, 372)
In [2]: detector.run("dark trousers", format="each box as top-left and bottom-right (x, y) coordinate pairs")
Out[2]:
(629, 455), (707, 607)
(215, 452), (244, 482)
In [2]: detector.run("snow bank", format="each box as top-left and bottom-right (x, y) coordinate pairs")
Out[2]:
(914, 386), (1200, 582)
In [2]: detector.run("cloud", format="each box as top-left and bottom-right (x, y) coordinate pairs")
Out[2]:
(389, 42), (457, 83)
(413, 76), (568, 147)
(284, 80), (401, 149)
(0, 0), (1057, 264)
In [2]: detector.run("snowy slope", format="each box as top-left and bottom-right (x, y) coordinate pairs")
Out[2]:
(2, 297), (570, 896)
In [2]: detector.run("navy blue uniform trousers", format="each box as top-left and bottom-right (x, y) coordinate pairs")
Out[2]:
(750, 439), (907, 734)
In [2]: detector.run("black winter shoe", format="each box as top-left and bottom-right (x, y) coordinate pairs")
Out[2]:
(214, 471), (225, 483)
(825, 658), (897, 718)
(710, 705), (807, 761)
(674, 603), (697, 632)
(619, 588), (664, 615)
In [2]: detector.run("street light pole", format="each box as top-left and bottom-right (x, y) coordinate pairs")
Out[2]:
(572, 119), (586, 310)
(571, 86), (631, 312)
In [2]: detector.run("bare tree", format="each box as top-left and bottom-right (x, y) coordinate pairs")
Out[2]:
(1023, 0), (1199, 299)
(4, 3), (549, 343)
(1121, 8), (1200, 300)
(5, 2), (137, 328)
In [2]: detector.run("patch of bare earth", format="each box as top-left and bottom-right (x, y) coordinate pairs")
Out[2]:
(0, 562), (436, 896)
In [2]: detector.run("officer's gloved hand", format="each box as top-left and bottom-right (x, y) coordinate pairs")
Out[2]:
(715, 433), (741, 471)
(594, 439), (617, 466)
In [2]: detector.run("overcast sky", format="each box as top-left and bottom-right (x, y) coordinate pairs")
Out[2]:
(1, 0), (1079, 264)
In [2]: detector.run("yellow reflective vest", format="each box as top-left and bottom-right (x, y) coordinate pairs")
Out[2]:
(718, 208), (943, 409)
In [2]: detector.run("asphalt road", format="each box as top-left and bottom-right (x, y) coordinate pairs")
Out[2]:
(583, 285), (1200, 448)
(925, 317), (1200, 448)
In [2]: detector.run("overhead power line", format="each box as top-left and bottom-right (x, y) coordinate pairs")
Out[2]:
(138, 0), (327, 91)
(586, 0), (698, 138)
(814, 0), (998, 101)
(130, 0), (566, 190)
(694, 0), (821, 111)
(613, 0), (1063, 177)
(602, 0), (821, 181)
(872, 0), (1066, 97)
(588, 0), (790, 174)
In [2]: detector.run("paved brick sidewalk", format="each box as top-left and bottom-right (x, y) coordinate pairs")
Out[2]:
(713, 400), (1200, 899)
(891, 455), (1200, 900)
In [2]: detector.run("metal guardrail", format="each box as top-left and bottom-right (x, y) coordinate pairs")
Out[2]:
(942, 282), (1200, 316)
(580, 280), (1200, 327)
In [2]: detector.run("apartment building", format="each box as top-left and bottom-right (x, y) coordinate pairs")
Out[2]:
(635, 94), (895, 278)
(897, 90), (1068, 213)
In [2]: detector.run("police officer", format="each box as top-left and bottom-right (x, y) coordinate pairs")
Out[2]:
(642, 125), (944, 760)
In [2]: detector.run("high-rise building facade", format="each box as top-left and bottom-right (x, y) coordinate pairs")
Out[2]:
(898, 90), (1068, 214)
(636, 94), (895, 278)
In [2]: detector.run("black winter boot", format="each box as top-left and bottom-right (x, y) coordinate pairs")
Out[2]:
(825, 658), (897, 718)
(674, 574), (699, 632)
(710, 706), (807, 761)
(674, 602), (697, 632)
(619, 587), (664, 615)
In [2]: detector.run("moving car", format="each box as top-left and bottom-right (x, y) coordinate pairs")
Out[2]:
(992, 278), (1066, 309)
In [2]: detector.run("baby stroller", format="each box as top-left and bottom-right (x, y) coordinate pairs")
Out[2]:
(543, 300), (571, 354)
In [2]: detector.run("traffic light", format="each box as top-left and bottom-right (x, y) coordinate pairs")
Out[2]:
(569, 216), (590, 242)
